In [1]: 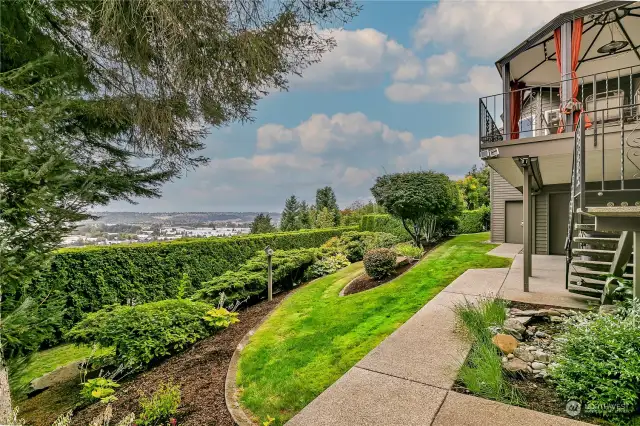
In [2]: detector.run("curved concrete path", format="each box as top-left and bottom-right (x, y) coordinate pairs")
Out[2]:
(287, 244), (590, 426)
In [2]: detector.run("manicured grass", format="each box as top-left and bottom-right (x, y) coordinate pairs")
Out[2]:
(15, 344), (113, 391)
(237, 233), (511, 425)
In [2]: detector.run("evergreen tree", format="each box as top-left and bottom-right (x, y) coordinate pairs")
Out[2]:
(250, 214), (276, 234)
(298, 201), (313, 229)
(315, 207), (335, 229)
(280, 195), (301, 231)
(315, 186), (340, 226)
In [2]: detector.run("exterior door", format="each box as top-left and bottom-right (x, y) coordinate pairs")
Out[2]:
(549, 192), (570, 255)
(505, 201), (524, 244)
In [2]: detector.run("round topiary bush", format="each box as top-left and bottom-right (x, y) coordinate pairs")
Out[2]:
(363, 248), (396, 280)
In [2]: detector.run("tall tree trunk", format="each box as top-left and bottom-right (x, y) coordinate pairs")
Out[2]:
(0, 362), (12, 423)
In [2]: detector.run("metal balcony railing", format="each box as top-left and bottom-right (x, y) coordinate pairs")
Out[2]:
(479, 65), (640, 148)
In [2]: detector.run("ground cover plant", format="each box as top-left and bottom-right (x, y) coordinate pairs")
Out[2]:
(67, 299), (237, 367)
(394, 243), (423, 260)
(454, 298), (523, 405)
(236, 233), (511, 425)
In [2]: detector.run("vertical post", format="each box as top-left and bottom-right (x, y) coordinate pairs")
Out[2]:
(634, 232), (640, 299)
(523, 160), (532, 291)
(560, 21), (573, 132)
(502, 63), (511, 141)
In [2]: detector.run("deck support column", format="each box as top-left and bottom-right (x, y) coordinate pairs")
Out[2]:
(522, 160), (532, 291)
(634, 232), (640, 299)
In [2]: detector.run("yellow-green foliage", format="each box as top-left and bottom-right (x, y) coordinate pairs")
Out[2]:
(31, 227), (355, 340)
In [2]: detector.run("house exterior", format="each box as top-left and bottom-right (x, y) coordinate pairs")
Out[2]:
(480, 0), (640, 300)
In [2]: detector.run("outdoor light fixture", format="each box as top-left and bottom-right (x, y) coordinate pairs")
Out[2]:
(595, 8), (630, 54)
(264, 246), (274, 256)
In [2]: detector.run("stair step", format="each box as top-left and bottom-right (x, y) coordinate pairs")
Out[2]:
(575, 223), (595, 230)
(584, 206), (640, 217)
(572, 248), (616, 257)
(567, 284), (603, 299)
(573, 237), (619, 244)
(571, 259), (634, 272)
(569, 276), (606, 289)
(570, 268), (633, 280)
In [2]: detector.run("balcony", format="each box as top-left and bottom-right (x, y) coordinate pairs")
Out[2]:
(479, 66), (640, 189)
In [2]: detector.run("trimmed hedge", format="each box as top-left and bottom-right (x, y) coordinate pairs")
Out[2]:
(32, 227), (355, 337)
(457, 208), (490, 234)
(360, 214), (411, 241)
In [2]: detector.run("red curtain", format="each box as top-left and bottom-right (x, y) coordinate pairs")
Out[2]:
(554, 27), (562, 74)
(510, 81), (525, 139)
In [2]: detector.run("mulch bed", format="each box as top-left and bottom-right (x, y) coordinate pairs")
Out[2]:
(22, 292), (287, 426)
(342, 261), (416, 295)
(453, 301), (610, 425)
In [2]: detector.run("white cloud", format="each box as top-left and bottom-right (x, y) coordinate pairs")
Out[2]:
(395, 134), (482, 175)
(413, 0), (592, 58)
(257, 112), (414, 154)
(291, 28), (413, 90)
(425, 52), (460, 79)
(385, 65), (501, 103)
(340, 167), (377, 188)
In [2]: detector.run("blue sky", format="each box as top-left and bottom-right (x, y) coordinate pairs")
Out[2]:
(106, 0), (587, 213)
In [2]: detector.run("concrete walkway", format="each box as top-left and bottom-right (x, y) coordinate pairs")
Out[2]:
(287, 245), (590, 426)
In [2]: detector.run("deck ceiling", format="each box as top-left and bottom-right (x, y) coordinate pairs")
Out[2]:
(507, 2), (640, 86)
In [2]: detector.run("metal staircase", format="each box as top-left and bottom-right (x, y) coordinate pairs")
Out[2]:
(565, 112), (639, 302)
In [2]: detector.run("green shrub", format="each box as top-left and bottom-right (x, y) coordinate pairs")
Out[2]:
(304, 253), (351, 280)
(457, 207), (490, 234)
(80, 377), (120, 404)
(337, 231), (399, 262)
(27, 227), (354, 342)
(363, 248), (396, 280)
(193, 248), (320, 304)
(549, 300), (640, 421)
(136, 381), (181, 426)
(394, 243), (423, 260)
(360, 214), (411, 241)
(66, 299), (237, 366)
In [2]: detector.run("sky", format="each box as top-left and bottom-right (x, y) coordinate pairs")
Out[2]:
(105, 0), (590, 213)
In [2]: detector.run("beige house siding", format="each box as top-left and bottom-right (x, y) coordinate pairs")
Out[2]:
(490, 168), (522, 243)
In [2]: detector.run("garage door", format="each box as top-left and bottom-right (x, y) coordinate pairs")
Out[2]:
(549, 193), (570, 255)
(505, 201), (524, 244)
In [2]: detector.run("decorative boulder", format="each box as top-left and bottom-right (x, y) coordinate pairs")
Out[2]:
(502, 357), (529, 373)
(492, 333), (518, 354)
(513, 347), (535, 363)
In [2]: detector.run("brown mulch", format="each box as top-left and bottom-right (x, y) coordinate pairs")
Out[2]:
(342, 261), (416, 295)
(21, 293), (288, 426)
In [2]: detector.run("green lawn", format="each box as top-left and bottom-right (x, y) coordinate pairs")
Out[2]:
(15, 344), (113, 391)
(237, 233), (511, 425)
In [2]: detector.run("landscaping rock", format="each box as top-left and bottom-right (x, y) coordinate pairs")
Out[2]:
(534, 351), (550, 362)
(502, 357), (529, 373)
(510, 316), (533, 326)
(503, 328), (523, 340)
(553, 309), (575, 316)
(534, 331), (548, 339)
(507, 354), (514, 360)
(531, 361), (547, 370)
(513, 347), (535, 362)
(492, 334), (518, 354)
(503, 318), (526, 333)
(550, 316), (564, 323)
(537, 309), (561, 317)
(30, 360), (83, 392)
(510, 309), (540, 317)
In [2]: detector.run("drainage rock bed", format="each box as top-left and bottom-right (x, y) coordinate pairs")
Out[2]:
(454, 302), (610, 425)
